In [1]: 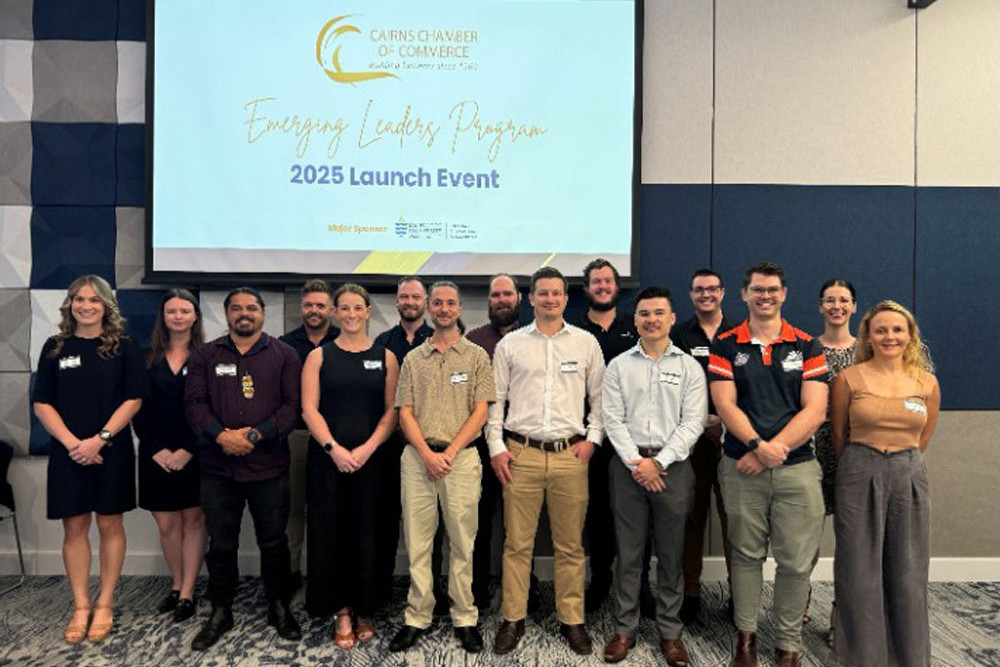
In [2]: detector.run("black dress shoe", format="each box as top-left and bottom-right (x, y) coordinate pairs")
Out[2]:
(389, 625), (426, 652)
(266, 600), (302, 641)
(679, 595), (701, 626)
(158, 589), (180, 614)
(493, 619), (525, 654)
(454, 625), (484, 653)
(191, 606), (234, 651)
(173, 598), (196, 623)
(560, 623), (593, 655)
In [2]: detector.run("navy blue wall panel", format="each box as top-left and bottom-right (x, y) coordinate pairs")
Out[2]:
(712, 185), (915, 333)
(638, 184), (712, 321)
(915, 187), (1000, 410)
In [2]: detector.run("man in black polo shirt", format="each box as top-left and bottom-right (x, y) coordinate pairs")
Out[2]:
(279, 278), (339, 591)
(373, 276), (434, 607)
(672, 268), (735, 624)
(708, 262), (828, 667)
(574, 259), (637, 612)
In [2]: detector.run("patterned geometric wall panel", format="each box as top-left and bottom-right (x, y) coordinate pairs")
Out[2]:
(0, 121), (32, 204)
(28, 288), (64, 371)
(28, 206), (116, 289)
(0, 39), (33, 121)
(0, 205), (32, 286)
(0, 372), (31, 455)
(31, 40), (117, 123)
(0, 288), (32, 371)
(114, 206), (145, 289)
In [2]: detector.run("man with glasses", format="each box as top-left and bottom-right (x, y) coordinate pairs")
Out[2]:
(672, 269), (735, 625)
(708, 262), (829, 667)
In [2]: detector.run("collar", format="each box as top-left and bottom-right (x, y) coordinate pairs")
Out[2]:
(526, 320), (572, 337)
(391, 322), (433, 338)
(418, 335), (470, 358)
(629, 340), (683, 360)
(286, 324), (337, 344)
(215, 331), (271, 354)
(733, 319), (797, 345)
(684, 312), (734, 335)
(584, 309), (630, 331)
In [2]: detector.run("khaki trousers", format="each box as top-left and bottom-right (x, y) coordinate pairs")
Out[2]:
(719, 455), (823, 652)
(500, 440), (589, 625)
(401, 446), (481, 628)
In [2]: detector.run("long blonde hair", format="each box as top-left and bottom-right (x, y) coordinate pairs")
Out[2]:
(855, 300), (933, 377)
(49, 275), (127, 359)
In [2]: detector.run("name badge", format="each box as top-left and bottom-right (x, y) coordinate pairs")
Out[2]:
(691, 346), (709, 358)
(450, 372), (469, 385)
(363, 360), (383, 370)
(59, 355), (82, 370)
(903, 398), (927, 415)
(660, 371), (681, 385)
(181, 366), (188, 376)
(215, 363), (237, 376)
(560, 360), (579, 374)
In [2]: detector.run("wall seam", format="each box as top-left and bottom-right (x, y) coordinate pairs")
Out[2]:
(709, 0), (717, 267)
(913, 8), (919, 312)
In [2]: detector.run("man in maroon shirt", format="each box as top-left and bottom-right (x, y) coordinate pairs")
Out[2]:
(185, 287), (303, 650)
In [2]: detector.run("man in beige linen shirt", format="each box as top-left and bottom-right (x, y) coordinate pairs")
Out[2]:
(389, 281), (495, 654)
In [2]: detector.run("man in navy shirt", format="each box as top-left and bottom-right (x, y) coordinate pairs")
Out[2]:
(708, 263), (828, 667)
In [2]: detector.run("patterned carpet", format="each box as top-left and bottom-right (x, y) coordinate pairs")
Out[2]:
(0, 576), (997, 666)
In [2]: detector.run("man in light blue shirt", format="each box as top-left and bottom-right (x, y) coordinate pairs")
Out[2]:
(600, 286), (707, 666)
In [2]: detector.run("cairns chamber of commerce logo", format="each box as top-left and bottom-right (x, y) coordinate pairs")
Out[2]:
(316, 15), (398, 85)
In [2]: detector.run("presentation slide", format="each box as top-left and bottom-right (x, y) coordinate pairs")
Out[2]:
(149, 0), (638, 280)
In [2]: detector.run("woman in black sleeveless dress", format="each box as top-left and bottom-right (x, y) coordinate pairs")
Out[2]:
(301, 283), (399, 649)
(133, 289), (206, 622)
(32, 275), (144, 644)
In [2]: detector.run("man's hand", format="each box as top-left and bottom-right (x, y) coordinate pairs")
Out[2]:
(217, 428), (254, 456)
(166, 449), (194, 471)
(152, 448), (173, 472)
(630, 458), (666, 492)
(736, 450), (766, 475)
(754, 439), (788, 468)
(423, 451), (453, 481)
(572, 440), (595, 463)
(491, 451), (514, 487)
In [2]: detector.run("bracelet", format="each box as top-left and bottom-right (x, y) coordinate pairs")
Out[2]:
(651, 458), (664, 471)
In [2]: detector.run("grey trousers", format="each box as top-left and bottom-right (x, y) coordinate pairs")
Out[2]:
(609, 456), (693, 639)
(834, 445), (931, 667)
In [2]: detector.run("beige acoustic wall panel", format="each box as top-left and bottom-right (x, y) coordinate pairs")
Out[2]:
(715, 1), (916, 185)
(916, 0), (1000, 187)
(642, 0), (714, 184)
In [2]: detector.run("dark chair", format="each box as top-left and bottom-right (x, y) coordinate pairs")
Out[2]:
(0, 440), (25, 595)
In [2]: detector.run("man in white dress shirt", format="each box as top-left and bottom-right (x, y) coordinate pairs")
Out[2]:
(600, 286), (707, 666)
(487, 266), (605, 656)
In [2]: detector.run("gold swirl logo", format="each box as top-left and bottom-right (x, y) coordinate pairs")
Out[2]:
(316, 15), (398, 85)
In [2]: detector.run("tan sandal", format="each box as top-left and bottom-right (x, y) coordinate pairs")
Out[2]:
(87, 604), (114, 643)
(64, 606), (91, 645)
(333, 612), (355, 650)
(356, 618), (376, 643)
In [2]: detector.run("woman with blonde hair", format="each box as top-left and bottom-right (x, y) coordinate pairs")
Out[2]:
(32, 275), (145, 643)
(133, 289), (206, 622)
(831, 300), (939, 666)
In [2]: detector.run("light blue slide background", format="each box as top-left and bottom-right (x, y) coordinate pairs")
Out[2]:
(152, 0), (635, 255)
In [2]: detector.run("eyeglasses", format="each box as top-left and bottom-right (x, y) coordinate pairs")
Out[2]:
(747, 286), (783, 296)
(691, 285), (722, 295)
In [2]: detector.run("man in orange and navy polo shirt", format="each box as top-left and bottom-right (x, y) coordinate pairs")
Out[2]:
(708, 262), (829, 667)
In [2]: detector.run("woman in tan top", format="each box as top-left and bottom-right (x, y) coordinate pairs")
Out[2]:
(830, 301), (940, 667)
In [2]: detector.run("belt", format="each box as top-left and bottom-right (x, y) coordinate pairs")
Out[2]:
(849, 441), (918, 458)
(421, 438), (450, 453)
(504, 430), (584, 453)
(636, 446), (662, 458)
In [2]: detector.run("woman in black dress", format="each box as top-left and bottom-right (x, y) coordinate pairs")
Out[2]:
(133, 289), (206, 623)
(301, 283), (399, 649)
(32, 275), (145, 644)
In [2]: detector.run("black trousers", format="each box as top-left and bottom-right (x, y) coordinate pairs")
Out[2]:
(585, 442), (617, 585)
(374, 433), (405, 606)
(471, 436), (503, 605)
(201, 471), (291, 606)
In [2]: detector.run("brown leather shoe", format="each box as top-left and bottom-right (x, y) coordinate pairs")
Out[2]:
(560, 623), (593, 655)
(661, 638), (689, 666)
(775, 649), (800, 666)
(602, 634), (635, 663)
(731, 630), (757, 667)
(493, 619), (525, 655)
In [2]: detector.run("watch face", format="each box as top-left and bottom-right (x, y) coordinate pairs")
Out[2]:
(323, 443), (333, 452)
(247, 430), (260, 443)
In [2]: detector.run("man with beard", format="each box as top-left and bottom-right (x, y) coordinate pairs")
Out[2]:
(672, 268), (736, 624)
(185, 287), (303, 650)
(466, 274), (540, 612)
(279, 279), (340, 592)
(374, 277), (434, 607)
(574, 259), (638, 613)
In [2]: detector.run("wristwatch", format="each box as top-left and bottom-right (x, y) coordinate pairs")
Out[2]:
(746, 437), (761, 451)
(323, 442), (334, 453)
(246, 429), (262, 444)
(99, 429), (113, 443)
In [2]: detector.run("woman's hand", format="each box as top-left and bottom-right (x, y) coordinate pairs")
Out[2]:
(330, 444), (361, 473)
(166, 449), (194, 471)
(73, 435), (106, 465)
(152, 448), (173, 472)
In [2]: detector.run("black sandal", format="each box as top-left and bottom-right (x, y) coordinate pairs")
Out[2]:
(157, 590), (180, 614)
